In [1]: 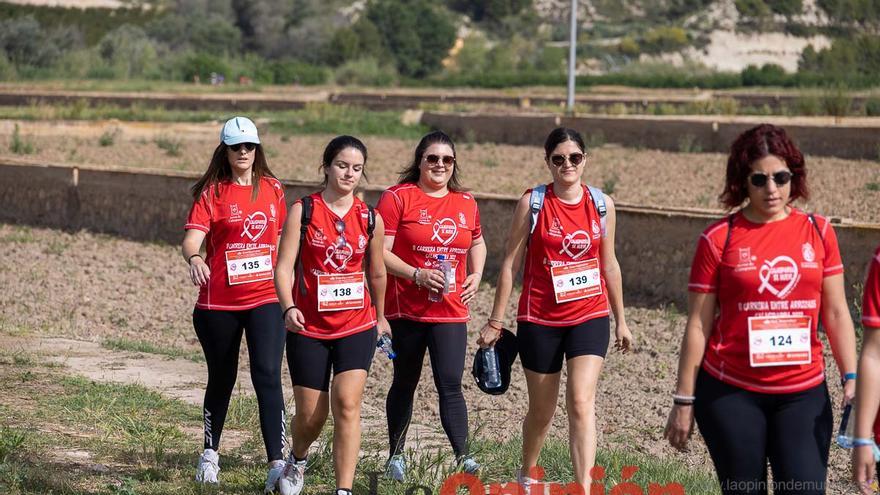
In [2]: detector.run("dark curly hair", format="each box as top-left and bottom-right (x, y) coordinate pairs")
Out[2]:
(719, 123), (809, 209)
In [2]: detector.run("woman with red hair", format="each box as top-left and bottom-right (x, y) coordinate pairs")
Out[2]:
(664, 124), (858, 494)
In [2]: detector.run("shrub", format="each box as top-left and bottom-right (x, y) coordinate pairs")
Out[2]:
(177, 52), (230, 83)
(641, 26), (689, 54)
(741, 63), (790, 86)
(334, 58), (398, 86)
(365, 0), (456, 78)
(10, 124), (35, 155)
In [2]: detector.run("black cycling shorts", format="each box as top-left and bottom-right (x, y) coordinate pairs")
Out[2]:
(517, 317), (610, 374)
(286, 327), (378, 392)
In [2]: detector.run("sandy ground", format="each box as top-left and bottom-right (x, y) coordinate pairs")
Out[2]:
(2, 119), (880, 224)
(0, 223), (862, 492)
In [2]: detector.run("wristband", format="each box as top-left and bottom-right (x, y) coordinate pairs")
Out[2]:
(842, 372), (857, 383)
(413, 268), (421, 287)
(853, 438), (876, 447)
(282, 306), (296, 320)
(672, 393), (696, 402)
(673, 398), (694, 406)
(188, 253), (203, 264)
(487, 318), (503, 330)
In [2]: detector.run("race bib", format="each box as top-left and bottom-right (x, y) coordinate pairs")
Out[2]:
(225, 247), (273, 285)
(550, 258), (602, 304)
(317, 272), (365, 312)
(748, 315), (812, 367)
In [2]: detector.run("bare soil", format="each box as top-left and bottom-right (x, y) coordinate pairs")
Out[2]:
(3, 119), (879, 223)
(0, 224), (860, 493)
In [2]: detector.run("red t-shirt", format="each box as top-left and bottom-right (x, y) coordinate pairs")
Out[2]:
(517, 184), (609, 326)
(688, 209), (844, 394)
(860, 245), (880, 443)
(376, 183), (482, 322)
(185, 177), (287, 311)
(292, 193), (376, 339)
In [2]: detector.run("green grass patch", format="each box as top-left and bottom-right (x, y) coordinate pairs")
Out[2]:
(101, 337), (204, 363)
(268, 103), (429, 140)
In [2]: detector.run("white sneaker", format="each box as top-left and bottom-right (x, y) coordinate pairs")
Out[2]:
(278, 455), (307, 495)
(458, 455), (480, 474)
(195, 448), (220, 484)
(264, 459), (286, 493)
(517, 468), (540, 495)
(385, 454), (406, 482)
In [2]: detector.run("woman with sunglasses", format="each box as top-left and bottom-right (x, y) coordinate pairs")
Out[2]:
(376, 130), (487, 480)
(664, 124), (857, 494)
(477, 127), (632, 492)
(273, 135), (390, 495)
(853, 245), (880, 494)
(182, 117), (289, 490)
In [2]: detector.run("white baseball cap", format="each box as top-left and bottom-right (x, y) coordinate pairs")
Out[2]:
(220, 116), (260, 145)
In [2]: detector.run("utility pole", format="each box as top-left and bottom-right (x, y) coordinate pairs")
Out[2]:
(566, 0), (578, 115)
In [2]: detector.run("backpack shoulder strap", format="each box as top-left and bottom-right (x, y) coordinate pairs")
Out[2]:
(528, 184), (546, 237)
(295, 195), (314, 296)
(586, 185), (607, 237)
(367, 204), (376, 240)
(808, 213), (825, 243)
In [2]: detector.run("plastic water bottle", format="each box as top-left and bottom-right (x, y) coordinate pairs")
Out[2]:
(837, 402), (855, 448)
(482, 346), (502, 389)
(428, 255), (452, 302)
(377, 334), (396, 359)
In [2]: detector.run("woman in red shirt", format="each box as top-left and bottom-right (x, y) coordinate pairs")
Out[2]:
(273, 136), (390, 495)
(665, 124), (858, 494)
(478, 127), (632, 492)
(376, 131), (487, 480)
(181, 117), (288, 490)
(853, 246), (880, 494)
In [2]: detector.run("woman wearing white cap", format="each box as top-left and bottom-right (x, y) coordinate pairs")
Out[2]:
(182, 117), (290, 492)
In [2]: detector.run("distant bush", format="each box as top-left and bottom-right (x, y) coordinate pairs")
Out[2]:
(177, 52), (231, 83)
(261, 59), (330, 85)
(640, 26), (689, 53)
(366, 0), (456, 77)
(98, 25), (159, 79)
(334, 58), (398, 86)
(741, 64), (790, 86)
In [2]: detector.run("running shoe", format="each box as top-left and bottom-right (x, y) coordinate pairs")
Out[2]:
(385, 454), (406, 482)
(517, 468), (538, 495)
(264, 459), (286, 493)
(195, 448), (220, 484)
(278, 455), (307, 495)
(458, 455), (480, 474)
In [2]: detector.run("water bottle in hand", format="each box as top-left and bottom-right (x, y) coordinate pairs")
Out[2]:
(377, 334), (396, 359)
(428, 255), (452, 302)
(482, 346), (501, 389)
(837, 402), (855, 448)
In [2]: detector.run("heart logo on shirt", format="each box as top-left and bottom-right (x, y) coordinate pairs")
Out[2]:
(323, 243), (353, 271)
(559, 230), (591, 260)
(241, 211), (268, 241)
(758, 256), (800, 299)
(431, 218), (459, 246)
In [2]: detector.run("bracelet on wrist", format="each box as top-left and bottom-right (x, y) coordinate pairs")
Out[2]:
(842, 372), (857, 384)
(282, 306), (296, 320)
(188, 253), (203, 264)
(673, 399), (695, 406)
(853, 438), (876, 447)
(672, 393), (696, 402)
(487, 318), (503, 330)
(413, 268), (421, 287)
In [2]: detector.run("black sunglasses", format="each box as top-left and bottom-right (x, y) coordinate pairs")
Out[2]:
(748, 171), (793, 188)
(550, 153), (586, 167)
(425, 154), (455, 166)
(228, 142), (257, 152)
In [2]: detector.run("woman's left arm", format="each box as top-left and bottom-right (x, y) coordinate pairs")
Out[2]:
(599, 195), (632, 352)
(821, 273), (858, 402)
(461, 236), (487, 306)
(369, 214), (391, 337)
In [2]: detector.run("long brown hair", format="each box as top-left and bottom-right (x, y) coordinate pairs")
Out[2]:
(190, 143), (277, 201)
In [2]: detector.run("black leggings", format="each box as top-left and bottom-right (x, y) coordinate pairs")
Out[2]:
(385, 320), (468, 458)
(694, 369), (832, 495)
(193, 303), (287, 462)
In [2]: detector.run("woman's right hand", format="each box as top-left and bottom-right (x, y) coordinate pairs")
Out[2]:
(189, 257), (211, 286)
(476, 323), (502, 349)
(853, 444), (878, 495)
(663, 404), (695, 451)
(416, 268), (446, 292)
(284, 307), (306, 333)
